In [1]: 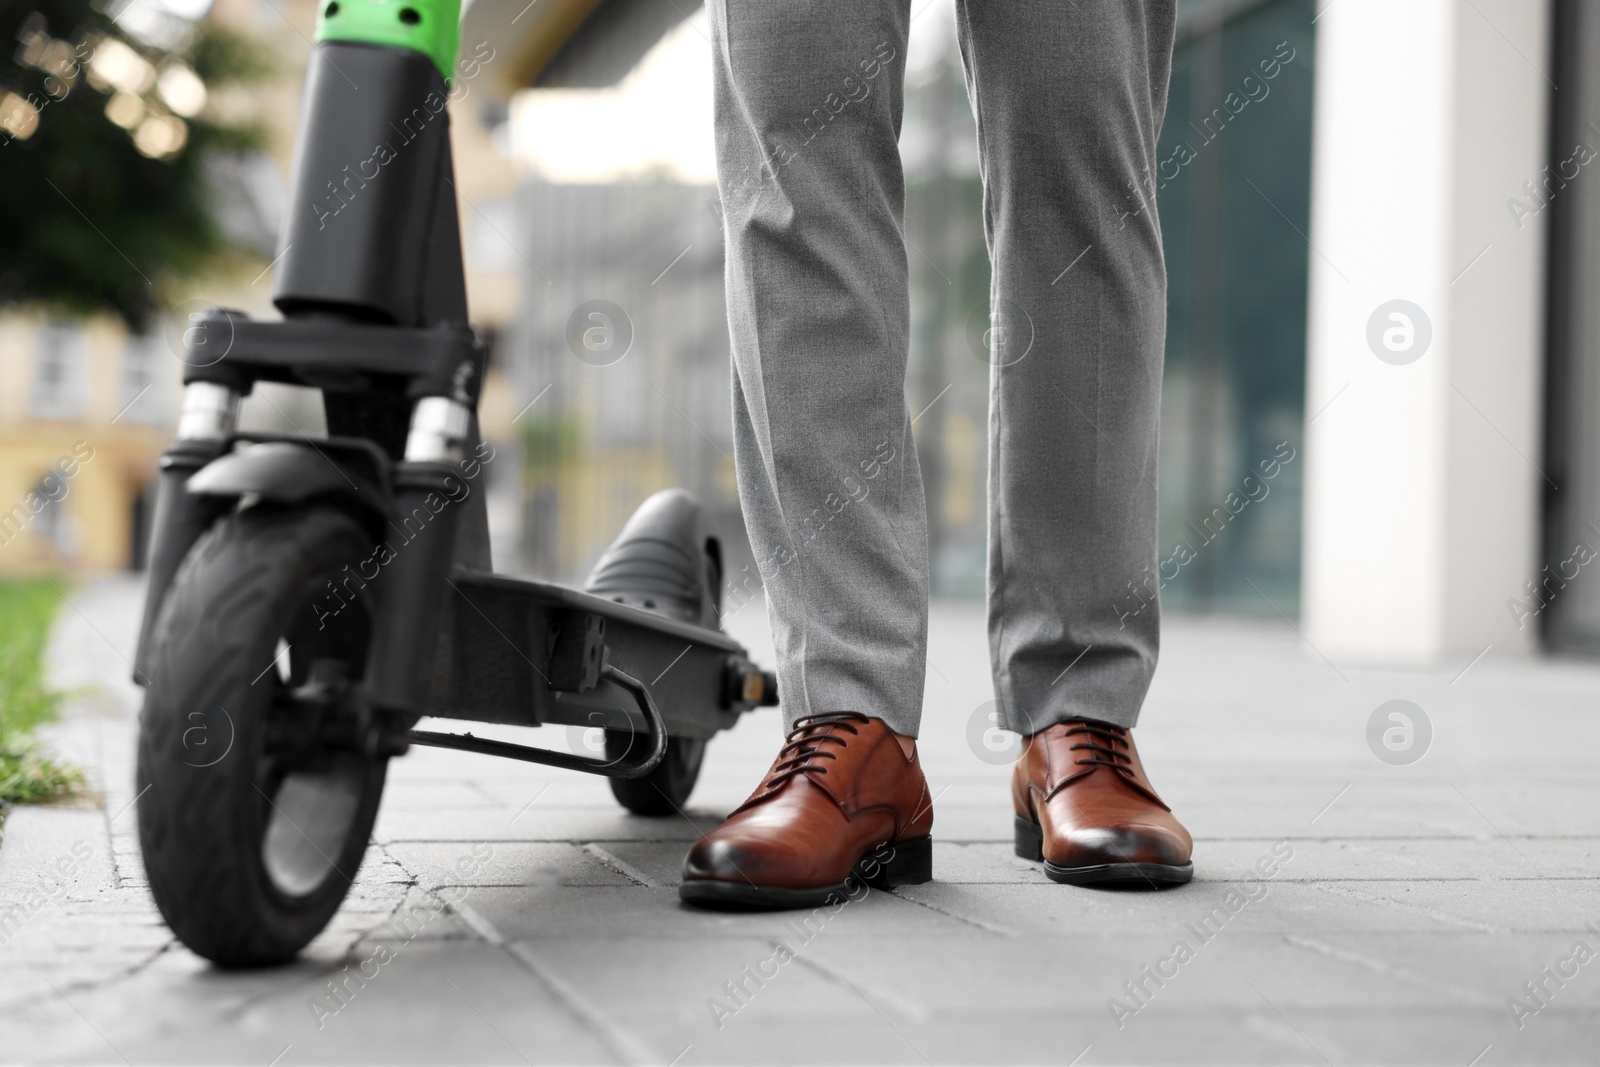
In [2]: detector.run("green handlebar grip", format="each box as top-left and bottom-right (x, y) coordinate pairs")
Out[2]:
(314, 0), (462, 82)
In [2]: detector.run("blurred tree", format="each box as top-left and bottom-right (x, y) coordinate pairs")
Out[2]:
(0, 0), (272, 330)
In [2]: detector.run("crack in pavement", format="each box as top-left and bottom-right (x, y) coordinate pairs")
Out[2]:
(0, 939), (177, 1016)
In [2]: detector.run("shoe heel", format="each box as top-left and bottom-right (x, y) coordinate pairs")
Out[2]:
(1014, 815), (1044, 862)
(855, 835), (933, 889)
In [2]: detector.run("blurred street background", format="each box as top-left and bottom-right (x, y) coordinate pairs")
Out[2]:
(2, 0), (1323, 611)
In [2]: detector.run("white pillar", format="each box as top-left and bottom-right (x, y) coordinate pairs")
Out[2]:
(1302, 0), (1551, 662)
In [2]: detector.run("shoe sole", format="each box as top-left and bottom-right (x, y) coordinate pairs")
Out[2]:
(679, 835), (933, 910)
(1014, 816), (1193, 887)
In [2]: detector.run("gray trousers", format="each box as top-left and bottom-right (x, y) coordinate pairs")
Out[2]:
(710, 0), (1176, 737)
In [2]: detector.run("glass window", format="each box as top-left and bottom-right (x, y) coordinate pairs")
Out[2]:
(117, 332), (173, 426)
(30, 321), (89, 419)
(1157, 0), (1316, 615)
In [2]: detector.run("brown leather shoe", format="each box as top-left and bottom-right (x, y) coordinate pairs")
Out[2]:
(1012, 719), (1193, 886)
(680, 712), (934, 909)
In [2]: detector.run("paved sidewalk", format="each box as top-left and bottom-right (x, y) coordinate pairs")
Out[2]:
(3, 576), (1600, 1064)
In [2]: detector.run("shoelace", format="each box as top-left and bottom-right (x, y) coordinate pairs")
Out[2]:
(1055, 719), (1169, 809)
(762, 711), (871, 790)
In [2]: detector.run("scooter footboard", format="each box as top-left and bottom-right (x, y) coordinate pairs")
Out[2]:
(422, 570), (775, 741)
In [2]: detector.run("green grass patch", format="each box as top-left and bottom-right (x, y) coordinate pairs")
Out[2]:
(0, 580), (85, 806)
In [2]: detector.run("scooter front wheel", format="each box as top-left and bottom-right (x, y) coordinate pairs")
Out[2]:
(136, 504), (388, 967)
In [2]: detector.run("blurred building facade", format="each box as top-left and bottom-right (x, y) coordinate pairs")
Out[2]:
(497, 178), (739, 579)
(0, 315), (173, 574)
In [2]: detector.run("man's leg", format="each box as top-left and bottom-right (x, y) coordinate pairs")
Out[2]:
(956, 0), (1194, 885)
(961, 0), (1173, 730)
(679, 0), (934, 909)
(714, 0), (928, 737)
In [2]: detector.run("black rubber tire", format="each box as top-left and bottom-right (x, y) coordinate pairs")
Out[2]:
(605, 732), (708, 815)
(603, 537), (720, 815)
(136, 505), (387, 967)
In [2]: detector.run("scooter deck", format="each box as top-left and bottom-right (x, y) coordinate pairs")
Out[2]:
(424, 568), (773, 740)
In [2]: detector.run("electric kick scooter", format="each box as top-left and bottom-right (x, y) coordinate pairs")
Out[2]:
(132, 0), (775, 966)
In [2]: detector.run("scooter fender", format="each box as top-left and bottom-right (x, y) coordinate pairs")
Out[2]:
(186, 440), (393, 530)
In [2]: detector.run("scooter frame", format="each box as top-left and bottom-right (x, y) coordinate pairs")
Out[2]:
(134, 0), (775, 778)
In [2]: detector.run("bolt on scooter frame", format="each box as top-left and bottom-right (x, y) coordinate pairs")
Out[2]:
(134, 0), (776, 776)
